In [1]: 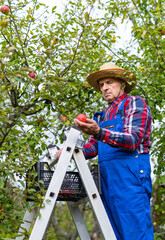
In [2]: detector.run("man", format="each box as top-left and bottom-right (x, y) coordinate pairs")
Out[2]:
(57, 62), (154, 239)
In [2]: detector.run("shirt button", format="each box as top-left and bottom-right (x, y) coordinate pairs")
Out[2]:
(140, 170), (144, 174)
(135, 155), (138, 158)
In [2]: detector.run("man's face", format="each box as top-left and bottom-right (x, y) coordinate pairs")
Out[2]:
(99, 77), (125, 103)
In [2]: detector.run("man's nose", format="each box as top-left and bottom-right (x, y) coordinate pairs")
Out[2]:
(102, 83), (109, 90)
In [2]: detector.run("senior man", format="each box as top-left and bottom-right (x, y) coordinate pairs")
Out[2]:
(56, 62), (154, 239)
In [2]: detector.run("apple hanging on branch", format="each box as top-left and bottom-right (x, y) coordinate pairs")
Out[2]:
(160, 30), (165, 35)
(0, 5), (9, 14)
(29, 72), (35, 78)
(76, 114), (88, 123)
(38, 118), (44, 123)
(61, 116), (67, 121)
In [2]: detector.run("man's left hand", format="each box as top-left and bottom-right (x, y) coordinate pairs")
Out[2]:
(74, 118), (100, 136)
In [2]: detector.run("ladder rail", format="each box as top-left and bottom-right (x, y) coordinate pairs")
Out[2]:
(16, 202), (37, 240)
(29, 128), (80, 240)
(67, 202), (91, 240)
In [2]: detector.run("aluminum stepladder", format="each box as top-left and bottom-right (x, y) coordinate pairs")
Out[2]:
(16, 127), (116, 240)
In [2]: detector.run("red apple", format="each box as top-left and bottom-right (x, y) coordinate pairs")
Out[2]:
(61, 116), (67, 121)
(0, 6), (9, 14)
(160, 30), (165, 35)
(76, 114), (87, 123)
(29, 72), (35, 78)
(38, 118), (44, 123)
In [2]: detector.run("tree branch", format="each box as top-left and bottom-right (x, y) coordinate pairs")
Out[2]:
(24, 0), (38, 47)
(60, 2), (95, 77)
(99, 39), (120, 59)
(7, 0), (29, 67)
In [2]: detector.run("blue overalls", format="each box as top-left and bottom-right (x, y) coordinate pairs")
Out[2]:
(94, 99), (154, 240)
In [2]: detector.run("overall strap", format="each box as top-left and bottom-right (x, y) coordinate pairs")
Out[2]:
(116, 97), (128, 121)
(94, 97), (128, 124)
(93, 111), (105, 124)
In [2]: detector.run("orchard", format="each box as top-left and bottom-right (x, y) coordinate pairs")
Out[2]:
(0, 0), (164, 239)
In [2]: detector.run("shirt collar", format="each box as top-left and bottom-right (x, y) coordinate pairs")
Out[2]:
(109, 93), (128, 108)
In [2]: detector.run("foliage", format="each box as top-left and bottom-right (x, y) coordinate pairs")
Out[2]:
(0, 0), (164, 238)
(43, 202), (103, 240)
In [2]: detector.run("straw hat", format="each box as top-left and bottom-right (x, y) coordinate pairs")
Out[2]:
(86, 62), (136, 93)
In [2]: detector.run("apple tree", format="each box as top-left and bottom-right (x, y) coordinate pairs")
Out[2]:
(0, 0), (118, 237)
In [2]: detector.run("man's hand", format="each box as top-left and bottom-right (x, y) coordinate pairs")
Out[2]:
(74, 118), (100, 136)
(56, 118), (99, 159)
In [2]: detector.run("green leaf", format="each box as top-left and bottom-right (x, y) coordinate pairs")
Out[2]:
(0, 179), (4, 188)
(52, 6), (57, 13)
(85, 12), (89, 22)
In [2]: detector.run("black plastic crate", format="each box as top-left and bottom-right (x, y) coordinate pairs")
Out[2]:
(26, 162), (101, 202)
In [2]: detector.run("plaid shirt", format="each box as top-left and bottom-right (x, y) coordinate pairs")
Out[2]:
(83, 93), (152, 159)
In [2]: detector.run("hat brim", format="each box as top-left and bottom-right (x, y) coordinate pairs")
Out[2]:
(87, 69), (136, 93)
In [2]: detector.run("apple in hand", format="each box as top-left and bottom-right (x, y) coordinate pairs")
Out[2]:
(76, 114), (88, 123)
(0, 6), (9, 14)
(29, 72), (35, 78)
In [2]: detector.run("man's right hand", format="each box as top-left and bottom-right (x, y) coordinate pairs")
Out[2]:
(74, 118), (100, 136)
